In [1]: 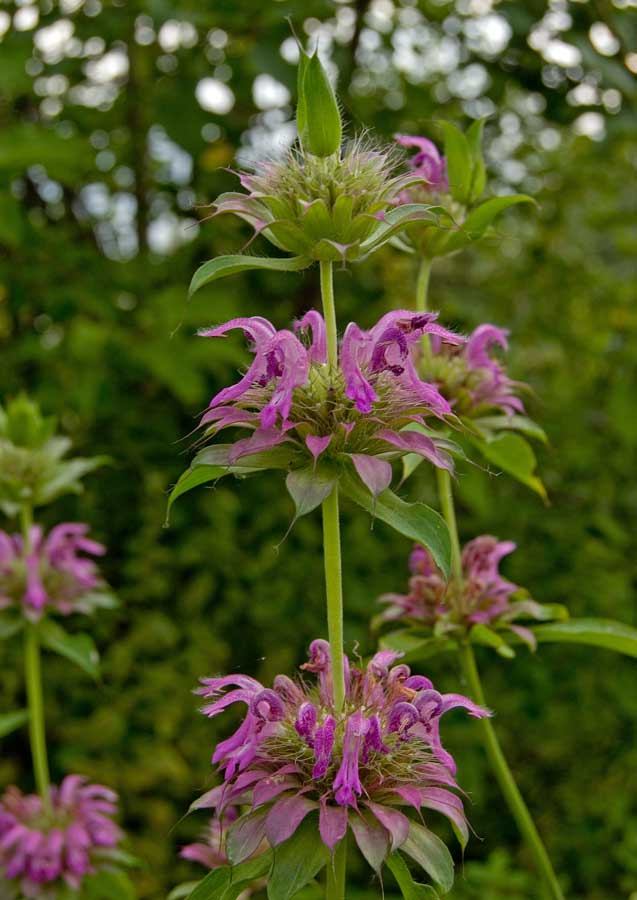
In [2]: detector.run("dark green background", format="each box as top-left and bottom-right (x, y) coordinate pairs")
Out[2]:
(1, 1), (636, 897)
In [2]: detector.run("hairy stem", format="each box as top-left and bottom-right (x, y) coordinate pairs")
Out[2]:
(320, 260), (338, 369)
(21, 506), (52, 812)
(325, 835), (347, 900)
(457, 642), (565, 900)
(415, 257), (433, 363)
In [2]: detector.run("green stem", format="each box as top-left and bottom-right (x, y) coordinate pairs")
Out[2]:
(321, 485), (346, 712)
(24, 626), (51, 813)
(320, 260), (338, 369)
(436, 469), (462, 583)
(20, 504), (52, 813)
(415, 257), (433, 364)
(457, 643), (565, 900)
(325, 835), (347, 900)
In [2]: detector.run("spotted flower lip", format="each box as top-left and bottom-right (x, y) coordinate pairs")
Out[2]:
(395, 135), (449, 194)
(0, 775), (122, 895)
(196, 310), (464, 498)
(191, 641), (489, 869)
(379, 536), (551, 648)
(425, 323), (525, 418)
(0, 523), (111, 622)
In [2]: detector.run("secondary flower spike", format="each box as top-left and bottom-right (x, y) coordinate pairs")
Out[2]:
(0, 775), (123, 896)
(196, 310), (464, 499)
(190, 642), (489, 876)
(379, 536), (553, 649)
(0, 523), (111, 622)
(424, 324), (525, 418)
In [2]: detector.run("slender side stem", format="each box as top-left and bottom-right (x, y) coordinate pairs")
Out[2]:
(457, 643), (565, 900)
(436, 469), (462, 583)
(415, 257), (433, 364)
(20, 504), (52, 813)
(325, 835), (347, 900)
(320, 260), (338, 369)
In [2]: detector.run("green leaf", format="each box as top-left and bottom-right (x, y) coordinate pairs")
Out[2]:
(0, 613), (24, 640)
(470, 432), (546, 500)
(295, 49), (310, 147)
(286, 466), (336, 519)
(187, 851), (272, 900)
(36, 455), (108, 506)
(472, 415), (548, 444)
(445, 195), (534, 252)
(360, 204), (439, 255)
(168, 883), (200, 900)
(438, 123), (472, 204)
(189, 255), (312, 297)
(401, 821), (454, 894)
(528, 618), (637, 657)
(38, 620), (100, 679)
(469, 623), (515, 658)
(83, 870), (135, 900)
(386, 852), (442, 899)
(379, 630), (456, 664)
(166, 465), (230, 522)
(0, 709), (29, 738)
(341, 473), (451, 578)
(299, 52), (342, 157)
(267, 815), (329, 900)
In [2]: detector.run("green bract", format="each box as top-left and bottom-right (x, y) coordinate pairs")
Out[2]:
(0, 395), (106, 516)
(296, 48), (342, 157)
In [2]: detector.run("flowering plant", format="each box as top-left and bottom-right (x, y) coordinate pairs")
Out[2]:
(184, 642), (487, 894)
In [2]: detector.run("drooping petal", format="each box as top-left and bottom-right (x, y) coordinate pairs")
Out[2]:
(294, 310), (328, 364)
(376, 429), (453, 472)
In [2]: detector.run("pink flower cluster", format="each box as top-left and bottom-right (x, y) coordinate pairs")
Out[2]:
(0, 523), (106, 622)
(191, 641), (488, 870)
(0, 775), (122, 897)
(199, 309), (464, 497)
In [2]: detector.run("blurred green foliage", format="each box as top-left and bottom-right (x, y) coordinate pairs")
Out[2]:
(1, 1), (636, 898)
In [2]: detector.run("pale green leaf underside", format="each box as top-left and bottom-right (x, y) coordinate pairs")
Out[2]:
(189, 255), (312, 296)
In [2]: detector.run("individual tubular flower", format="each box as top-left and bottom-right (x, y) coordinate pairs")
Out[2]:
(191, 642), (488, 878)
(379, 537), (553, 649)
(423, 324), (525, 418)
(0, 775), (123, 897)
(395, 135), (449, 195)
(0, 523), (112, 622)
(208, 138), (435, 264)
(195, 310), (464, 503)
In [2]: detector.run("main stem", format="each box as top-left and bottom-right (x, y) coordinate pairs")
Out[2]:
(318, 260), (345, 712)
(415, 257), (433, 364)
(21, 506), (52, 813)
(457, 643), (565, 900)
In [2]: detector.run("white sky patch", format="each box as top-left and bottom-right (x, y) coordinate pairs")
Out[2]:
(589, 22), (620, 56)
(252, 74), (291, 110)
(196, 78), (235, 114)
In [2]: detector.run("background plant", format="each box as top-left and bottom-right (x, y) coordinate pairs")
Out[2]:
(1, 1), (636, 898)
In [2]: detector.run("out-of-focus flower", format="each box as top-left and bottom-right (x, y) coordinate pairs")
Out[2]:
(424, 324), (525, 418)
(208, 138), (434, 264)
(379, 536), (551, 648)
(395, 135), (449, 195)
(0, 776), (122, 897)
(196, 310), (464, 500)
(190, 641), (488, 876)
(0, 524), (113, 622)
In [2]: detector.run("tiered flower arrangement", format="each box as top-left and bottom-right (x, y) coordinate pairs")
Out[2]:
(0, 396), (135, 899)
(167, 45), (637, 900)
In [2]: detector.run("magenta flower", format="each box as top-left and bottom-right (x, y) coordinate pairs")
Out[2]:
(190, 642), (488, 876)
(379, 536), (552, 648)
(0, 775), (123, 896)
(0, 523), (111, 622)
(426, 323), (525, 418)
(196, 310), (464, 501)
(395, 135), (449, 194)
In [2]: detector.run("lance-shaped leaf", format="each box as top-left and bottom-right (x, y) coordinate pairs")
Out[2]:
(299, 52), (342, 157)
(387, 852), (442, 899)
(38, 619), (100, 679)
(523, 618), (637, 657)
(471, 415), (548, 444)
(401, 820), (454, 894)
(360, 204), (442, 255)
(341, 472), (451, 578)
(445, 195), (534, 253)
(465, 117), (487, 202)
(0, 709), (30, 739)
(469, 432), (546, 501)
(379, 630), (457, 664)
(266, 814), (329, 900)
(189, 255), (312, 297)
(295, 48), (310, 147)
(186, 850), (273, 900)
(438, 123), (472, 205)
(83, 870), (135, 900)
(469, 623), (515, 658)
